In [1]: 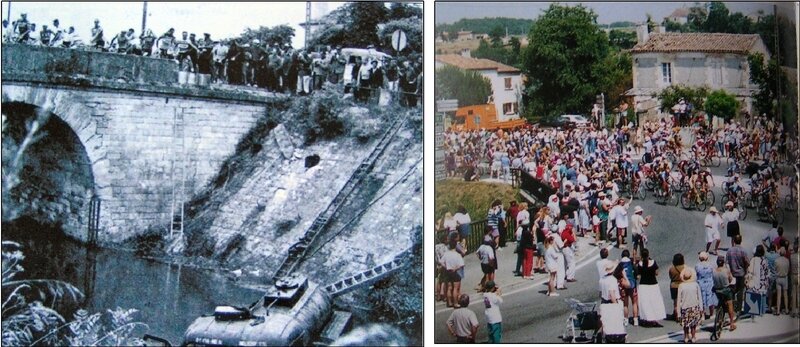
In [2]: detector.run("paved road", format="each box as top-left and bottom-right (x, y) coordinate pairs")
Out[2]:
(434, 162), (799, 343)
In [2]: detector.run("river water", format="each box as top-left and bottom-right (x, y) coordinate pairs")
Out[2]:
(3, 218), (263, 345)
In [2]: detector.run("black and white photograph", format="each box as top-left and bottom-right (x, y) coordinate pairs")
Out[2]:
(1, 2), (422, 346)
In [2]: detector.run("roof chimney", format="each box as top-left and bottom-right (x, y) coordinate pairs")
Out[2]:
(461, 48), (471, 58)
(636, 23), (650, 44)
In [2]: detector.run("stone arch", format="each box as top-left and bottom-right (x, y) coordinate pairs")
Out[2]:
(2, 84), (111, 241)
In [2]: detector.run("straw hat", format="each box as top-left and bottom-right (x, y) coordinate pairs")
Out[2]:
(725, 201), (734, 208)
(604, 262), (617, 274)
(709, 207), (718, 213)
(598, 192), (606, 197)
(634, 206), (643, 214)
(698, 251), (709, 261)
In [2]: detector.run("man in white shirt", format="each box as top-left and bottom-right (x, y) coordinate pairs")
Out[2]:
(600, 262), (620, 303)
(761, 221), (779, 251)
(446, 294), (479, 343)
(482, 281), (503, 343)
(441, 241), (465, 308)
(629, 206), (651, 261)
(704, 207), (724, 255)
(611, 198), (631, 249)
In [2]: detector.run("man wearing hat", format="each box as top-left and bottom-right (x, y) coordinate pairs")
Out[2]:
(611, 198), (631, 249)
(482, 281), (503, 343)
(600, 262), (620, 304)
(704, 207), (724, 255)
(630, 206), (652, 261)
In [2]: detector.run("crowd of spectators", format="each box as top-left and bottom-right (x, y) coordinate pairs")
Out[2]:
(3, 13), (423, 106)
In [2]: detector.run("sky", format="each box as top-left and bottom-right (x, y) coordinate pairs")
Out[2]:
(2, 2), (346, 48)
(435, 1), (788, 26)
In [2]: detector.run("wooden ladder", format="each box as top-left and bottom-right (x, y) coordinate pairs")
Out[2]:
(323, 249), (410, 297)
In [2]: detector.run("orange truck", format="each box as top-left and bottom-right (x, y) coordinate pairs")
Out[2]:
(450, 103), (527, 131)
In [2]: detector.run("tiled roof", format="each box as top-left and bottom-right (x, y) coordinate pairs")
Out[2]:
(631, 33), (761, 54)
(435, 54), (521, 73)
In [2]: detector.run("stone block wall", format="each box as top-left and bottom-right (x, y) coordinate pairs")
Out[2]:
(1, 84), (267, 243)
(1, 43), (178, 84)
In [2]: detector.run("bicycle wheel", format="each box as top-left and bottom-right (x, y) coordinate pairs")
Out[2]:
(637, 185), (646, 200)
(705, 191), (716, 207)
(738, 205), (747, 220)
(697, 197), (707, 212)
(670, 191), (680, 206)
(773, 208), (785, 224)
(743, 192), (754, 209)
(645, 178), (656, 191)
(681, 192), (691, 209)
(711, 307), (725, 341)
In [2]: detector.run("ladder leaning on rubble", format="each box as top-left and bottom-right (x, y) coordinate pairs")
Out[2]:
(169, 107), (187, 238)
(323, 249), (410, 297)
(272, 116), (407, 281)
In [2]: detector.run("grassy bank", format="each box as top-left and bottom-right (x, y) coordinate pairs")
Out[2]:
(434, 179), (520, 222)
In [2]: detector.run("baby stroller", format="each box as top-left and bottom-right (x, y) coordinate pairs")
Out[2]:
(559, 298), (600, 343)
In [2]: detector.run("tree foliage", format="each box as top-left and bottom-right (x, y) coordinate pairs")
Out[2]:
(435, 17), (534, 39)
(748, 52), (793, 120)
(434, 65), (493, 107)
(608, 30), (637, 50)
(473, 40), (519, 68)
(653, 84), (710, 113)
(489, 25), (504, 47)
(237, 25), (295, 47)
(310, 2), (422, 53)
(705, 89), (739, 120)
(522, 4), (618, 118)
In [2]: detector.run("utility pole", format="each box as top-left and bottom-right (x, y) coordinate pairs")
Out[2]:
(774, 4), (781, 125)
(305, 1), (311, 49)
(141, 1), (148, 34)
(6, 2), (11, 23)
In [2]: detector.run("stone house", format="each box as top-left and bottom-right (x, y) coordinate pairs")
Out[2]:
(625, 28), (770, 119)
(664, 7), (690, 25)
(435, 53), (523, 121)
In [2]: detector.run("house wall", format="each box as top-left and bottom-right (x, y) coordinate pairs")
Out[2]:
(477, 69), (522, 121)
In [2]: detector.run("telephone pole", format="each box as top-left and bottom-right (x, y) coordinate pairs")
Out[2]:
(141, 1), (148, 33)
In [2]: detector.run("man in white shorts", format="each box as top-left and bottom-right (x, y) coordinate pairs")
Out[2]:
(704, 207), (723, 255)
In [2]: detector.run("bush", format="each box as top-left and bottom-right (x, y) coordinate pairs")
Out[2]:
(705, 89), (739, 120)
(653, 84), (709, 113)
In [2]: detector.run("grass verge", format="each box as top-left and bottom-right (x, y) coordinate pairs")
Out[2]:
(434, 179), (520, 221)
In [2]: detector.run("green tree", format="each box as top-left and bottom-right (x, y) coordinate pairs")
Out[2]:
(704, 1), (730, 32)
(687, 3), (708, 32)
(238, 25), (295, 47)
(489, 25), (504, 47)
(509, 36), (521, 56)
(435, 65), (493, 107)
(748, 52), (792, 119)
(608, 29), (637, 50)
(387, 2), (422, 20)
(705, 89), (739, 120)
(473, 39), (517, 67)
(309, 2), (388, 49)
(663, 18), (688, 32)
(522, 4), (612, 118)
(653, 84), (710, 113)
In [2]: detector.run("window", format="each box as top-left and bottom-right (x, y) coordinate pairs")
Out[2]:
(503, 102), (518, 115)
(474, 115), (481, 126)
(467, 109), (474, 115)
(661, 62), (672, 84)
(504, 77), (512, 90)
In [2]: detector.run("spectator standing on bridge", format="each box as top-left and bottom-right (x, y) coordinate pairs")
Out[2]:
(482, 281), (503, 343)
(676, 268), (702, 343)
(62, 26), (80, 48)
(726, 234), (750, 315)
(139, 29), (156, 56)
(38, 25), (52, 46)
(157, 28), (176, 59)
(636, 248), (666, 327)
(13, 13), (31, 44)
(90, 19), (104, 50)
(476, 239), (496, 291)
(2, 20), (10, 43)
(453, 206), (472, 250)
(442, 239), (465, 308)
(211, 40), (229, 83)
(446, 294), (478, 343)
(704, 207), (723, 255)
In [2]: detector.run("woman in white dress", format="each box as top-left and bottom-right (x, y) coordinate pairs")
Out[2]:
(636, 248), (667, 327)
(545, 236), (560, 297)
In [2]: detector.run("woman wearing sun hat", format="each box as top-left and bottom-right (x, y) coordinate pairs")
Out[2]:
(721, 200), (740, 249)
(695, 251), (718, 319)
(676, 268), (703, 343)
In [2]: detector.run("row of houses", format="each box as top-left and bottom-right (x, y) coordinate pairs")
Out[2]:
(436, 24), (772, 123)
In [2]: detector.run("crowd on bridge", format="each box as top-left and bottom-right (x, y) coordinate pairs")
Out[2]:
(3, 13), (423, 107)
(438, 111), (799, 343)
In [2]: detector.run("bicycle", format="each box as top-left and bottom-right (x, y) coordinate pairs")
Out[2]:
(710, 292), (729, 341)
(784, 190), (798, 211)
(680, 189), (707, 211)
(656, 185), (679, 206)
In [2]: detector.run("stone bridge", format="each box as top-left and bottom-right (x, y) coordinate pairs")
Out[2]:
(1, 43), (280, 244)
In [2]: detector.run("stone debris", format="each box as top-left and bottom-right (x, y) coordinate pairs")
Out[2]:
(272, 124), (295, 159)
